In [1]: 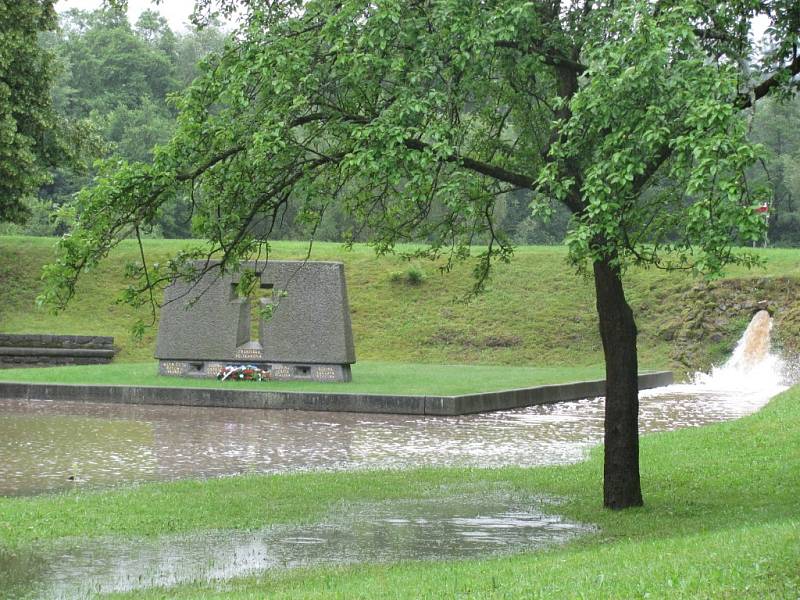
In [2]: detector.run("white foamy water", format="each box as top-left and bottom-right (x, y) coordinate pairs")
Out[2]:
(642, 310), (792, 412)
(693, 310), (789, 394)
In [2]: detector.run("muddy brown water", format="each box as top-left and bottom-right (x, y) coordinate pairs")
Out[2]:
(0, 384), (776, 497)
(0, 374), (784, 599)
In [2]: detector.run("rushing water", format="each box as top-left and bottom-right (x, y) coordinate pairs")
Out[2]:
(0, 310), (792, 598)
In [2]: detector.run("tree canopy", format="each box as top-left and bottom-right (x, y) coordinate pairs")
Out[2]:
(1, 6), (229, 237)
(41, 0), (799, 508)
(0, 0), (70, 223)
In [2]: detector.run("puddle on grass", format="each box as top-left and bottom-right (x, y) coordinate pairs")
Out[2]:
(0, 382), (781, 497)
(0, 492), (592, 599)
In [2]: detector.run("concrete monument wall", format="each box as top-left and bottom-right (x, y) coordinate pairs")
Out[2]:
(155, 260), (356, 381)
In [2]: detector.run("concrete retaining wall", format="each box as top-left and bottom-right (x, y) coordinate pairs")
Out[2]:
(0, 371), (673, 416)
(0, 334), (116, 368)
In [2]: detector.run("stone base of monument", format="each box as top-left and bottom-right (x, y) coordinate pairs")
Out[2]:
(158, 360), (352, 382)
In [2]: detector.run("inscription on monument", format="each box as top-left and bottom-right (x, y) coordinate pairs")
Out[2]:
(205, 362), (224, 376)
(271, 364), (292, 379)
(160, 361), (186, 376)
(235, 347), (263, 361)
(313, 366), (337, 381)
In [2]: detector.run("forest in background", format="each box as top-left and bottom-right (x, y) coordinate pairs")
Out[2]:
(2, 6), (799, 246)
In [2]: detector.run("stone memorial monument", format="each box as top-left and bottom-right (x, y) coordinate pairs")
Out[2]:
(155, 260), (356, 382)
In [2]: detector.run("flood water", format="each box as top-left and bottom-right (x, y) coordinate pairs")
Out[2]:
(0, 380), (779, 497)
(0, 310), (792, 598)
(2, 313), (789, 497)
(0, 491), (591, 599)
(0, 377), (784, 599)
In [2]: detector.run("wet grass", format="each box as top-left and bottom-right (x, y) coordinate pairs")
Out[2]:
(0, 361), (608, 395)
(4, 237), (800, 376)
(1, 237), (605, 366)
(0, 384), (797, 598)
(2, 236), (800, 596)
(8, 236), (800, 370)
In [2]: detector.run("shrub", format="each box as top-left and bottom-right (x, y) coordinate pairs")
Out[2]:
(389, 264), (427, 286)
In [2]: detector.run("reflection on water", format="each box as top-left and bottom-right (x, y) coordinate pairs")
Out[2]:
(0, 375), (784, 496)
(0, 413), (157, 496)
(0, 492), (592, 599)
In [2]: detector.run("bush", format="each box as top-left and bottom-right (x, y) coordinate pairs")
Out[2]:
(405, 265), (425, 285)
(389, 264), (426, 286)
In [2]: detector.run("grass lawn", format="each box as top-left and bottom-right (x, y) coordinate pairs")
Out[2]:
(4, 236), (800, 376)
(1, 384), (797, 598)
(10, 236), (800, 371)
(0, 361), (610, 395)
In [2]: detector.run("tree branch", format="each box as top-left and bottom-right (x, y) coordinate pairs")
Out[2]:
(738, 55), (800, 109)
(629, 57), (800, 195)
(177, 145), (245, 181)
(494, 40), (587, 74)
(402, 138), (536, 190)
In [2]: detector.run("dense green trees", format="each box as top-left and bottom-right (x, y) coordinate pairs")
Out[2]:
(0, 1), (80, 224)
(59, 10), (176, 115)
(40, 0), (799, 508)
(1, 7), (227, 236)
(6, 5), (800, 244)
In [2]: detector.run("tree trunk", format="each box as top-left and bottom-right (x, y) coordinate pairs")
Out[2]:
(593, 257), (643, 509)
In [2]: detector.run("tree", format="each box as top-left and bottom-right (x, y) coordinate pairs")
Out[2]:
(0, 0), (64, 223)
(173, 18), (227, 87)
(58, 9), (178, 115)
(135, 9), (176, 54)
(748, 96), (800, 246)
(42, 0), (800, 509)
(30, 8), (196, 237)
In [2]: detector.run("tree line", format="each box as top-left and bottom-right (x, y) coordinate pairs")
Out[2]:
(5, 5), (798, 247)
(1, 6), (226, 238)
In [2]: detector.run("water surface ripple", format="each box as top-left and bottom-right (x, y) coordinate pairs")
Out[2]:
(1, 492), (591, 599)
(0, 379), (779, 496)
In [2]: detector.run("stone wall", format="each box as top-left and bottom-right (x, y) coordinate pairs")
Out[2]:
(648, 276), (800, 371)
(0, 371), (674, 415)
(0, 334), (116, 368)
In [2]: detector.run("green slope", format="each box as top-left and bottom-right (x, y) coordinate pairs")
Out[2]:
(2, 236), (800, 371)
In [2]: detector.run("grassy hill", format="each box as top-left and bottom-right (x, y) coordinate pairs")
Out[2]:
(2, 236), (800, 373)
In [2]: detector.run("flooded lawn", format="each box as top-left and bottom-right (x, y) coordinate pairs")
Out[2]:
(0, 491), (591, 599)
(1, 387), (774, 599)
(1, 309), (790, 598)
(0, 380), (778, 497)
